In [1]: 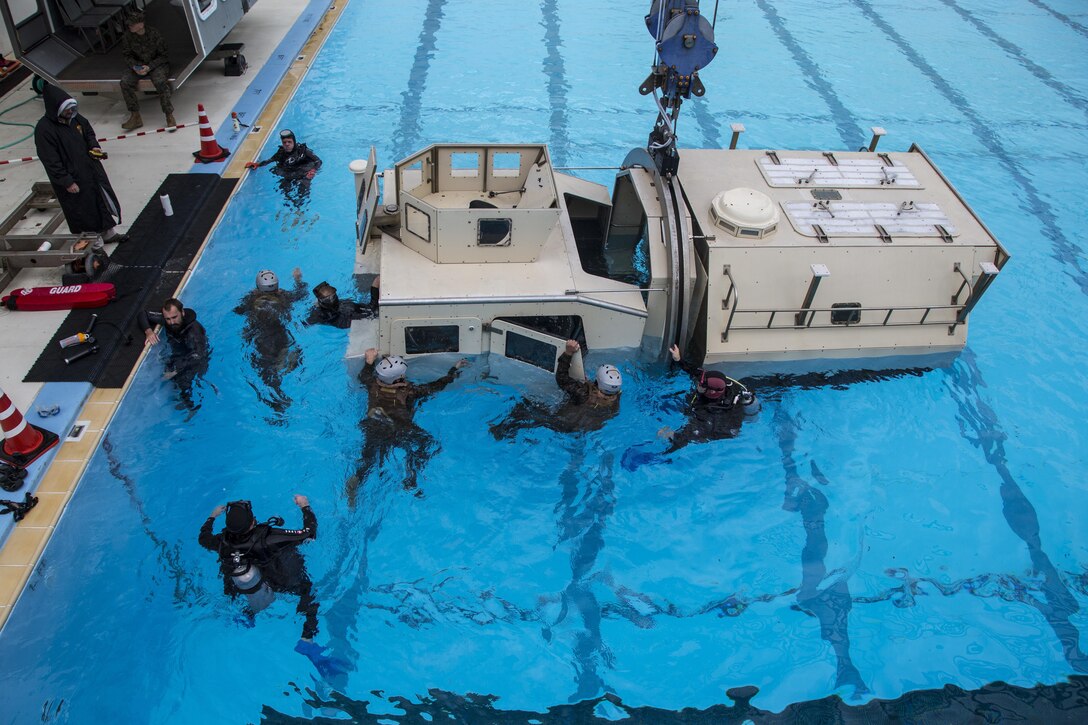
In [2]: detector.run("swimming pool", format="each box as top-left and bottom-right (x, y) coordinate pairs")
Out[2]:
(3, 0), (1088, 721)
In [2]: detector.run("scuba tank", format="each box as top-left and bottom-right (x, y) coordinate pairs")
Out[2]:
(229, 551), (275, 613)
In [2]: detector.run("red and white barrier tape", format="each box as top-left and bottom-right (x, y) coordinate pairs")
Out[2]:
(96, 122), (194, 143)
(0, 121), (195, 166)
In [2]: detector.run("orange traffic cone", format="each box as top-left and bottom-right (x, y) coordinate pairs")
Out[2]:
(192, 103), (230, 163)
(0, 385), (59, 468)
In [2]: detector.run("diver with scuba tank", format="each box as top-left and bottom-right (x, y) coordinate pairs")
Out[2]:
(657, 344), (760, 453)
(198, 496), (319, 640)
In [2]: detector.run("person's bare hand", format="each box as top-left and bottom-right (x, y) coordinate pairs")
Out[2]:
(454, 359), (469, 369)
(136, 65), (149, 76)
(365, 348), (378, 364)
(657, 426), (674, 440)
(305, 168), (316, 179)
(294, 494), (310, 508)
(292, 267), (302, 282)
(211, 505), (226, 518)
(144, 328), (159, 346)
(565, 339), (580, 355)
(162, 370), (177, 381)
(66, 183), (79, 194)
(669, 344), (681, 362)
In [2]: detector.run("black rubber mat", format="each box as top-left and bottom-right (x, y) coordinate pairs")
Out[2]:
(22, 173), (236, 387)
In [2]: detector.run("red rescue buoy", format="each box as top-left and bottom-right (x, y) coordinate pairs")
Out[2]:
(1, 282), (116, 311)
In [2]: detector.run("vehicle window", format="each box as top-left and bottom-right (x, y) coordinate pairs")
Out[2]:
(405, 325), (460, 354)
(492, 152), (521, 178)
(450, 152), (479, 177)
(505, 331), (557, 371)
(405, 203), (430, 242)
(478, 218), (511, 246)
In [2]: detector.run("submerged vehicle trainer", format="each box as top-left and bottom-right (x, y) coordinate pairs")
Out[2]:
(346, 0), (1008, 376)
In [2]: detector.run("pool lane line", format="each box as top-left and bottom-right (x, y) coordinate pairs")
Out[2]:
(102, 436), (207, 604)
(555, 441), (616, 703)
(838, 4), (1088, 666)
(772, 405), (870, 698)
(391, 0), (447, 162)
(754, 0), (1088, 680)
(541, 0), (572, 168)
(936, 0), (1088, 122)
(943, 348), (1088, 673)
(752, 0), (865, 150)
(1026, 0), (1088, 40)
(690, 97), (725, 150)
(847, 0), (1088, 297)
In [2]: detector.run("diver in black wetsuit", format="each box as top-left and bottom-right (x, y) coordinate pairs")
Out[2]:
(244, 129), (321, 210)
(303, 278), (378, 329)
(233, 268), (307, 414)
(490, 339), (622, 439)
(349, 347), (467, 503)
(657, 344), (759, 453)
(198, 495), (318, 640)
(138, 297), (210, 412)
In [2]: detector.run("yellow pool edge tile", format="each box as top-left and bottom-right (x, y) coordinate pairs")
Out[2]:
(88, 387), (122, 404)
(0, 564), (32, 607)
(0, 526), (51, 567)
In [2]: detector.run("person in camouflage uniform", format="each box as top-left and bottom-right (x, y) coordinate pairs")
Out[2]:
(119, 11), (174, 131)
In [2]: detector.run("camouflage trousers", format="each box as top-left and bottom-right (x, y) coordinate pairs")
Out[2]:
(119, 66), (173, 115)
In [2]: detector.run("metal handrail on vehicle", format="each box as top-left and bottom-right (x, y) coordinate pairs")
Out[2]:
(723, 302), (966, 338)
(720, 264), (740, 341)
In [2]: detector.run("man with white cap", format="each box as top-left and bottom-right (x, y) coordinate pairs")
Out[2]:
(491, 339), (622, 439)
(234, 267), (307, 414)
(348, 348), (468, 503)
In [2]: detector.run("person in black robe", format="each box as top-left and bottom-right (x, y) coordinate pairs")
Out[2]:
(34, 85), (129, 244)
(234, 268), (307, 415)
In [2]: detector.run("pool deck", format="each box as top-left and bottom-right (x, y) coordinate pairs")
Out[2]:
(0, 0), (346, 630)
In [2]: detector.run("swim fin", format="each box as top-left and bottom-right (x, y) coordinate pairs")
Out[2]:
(621, 443), (667, 471)
(294, 639), (350, 680)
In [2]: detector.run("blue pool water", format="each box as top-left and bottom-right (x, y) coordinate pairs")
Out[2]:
(4, 0), (1088, 721)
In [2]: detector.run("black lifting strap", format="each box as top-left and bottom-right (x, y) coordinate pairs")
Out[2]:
(0, 493), (39, 522)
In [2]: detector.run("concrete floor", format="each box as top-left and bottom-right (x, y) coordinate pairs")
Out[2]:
(0, 0), (309, 413)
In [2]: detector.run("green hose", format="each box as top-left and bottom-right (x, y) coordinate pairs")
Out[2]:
(0, 89), (41, 150)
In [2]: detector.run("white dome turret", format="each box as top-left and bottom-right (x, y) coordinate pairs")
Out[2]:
(710, 188), (779, 238)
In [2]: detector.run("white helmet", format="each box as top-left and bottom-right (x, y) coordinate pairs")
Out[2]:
(256, 270), (278, 292)
(595, 364), (622, 395)
(375, 355), (408, 384)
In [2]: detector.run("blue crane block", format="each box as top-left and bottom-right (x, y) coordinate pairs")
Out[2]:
(656, 9), (717, 98)
(646, 0), (694, 40)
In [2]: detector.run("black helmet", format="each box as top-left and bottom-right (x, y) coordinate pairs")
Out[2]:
(225, 500), (255, 534)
